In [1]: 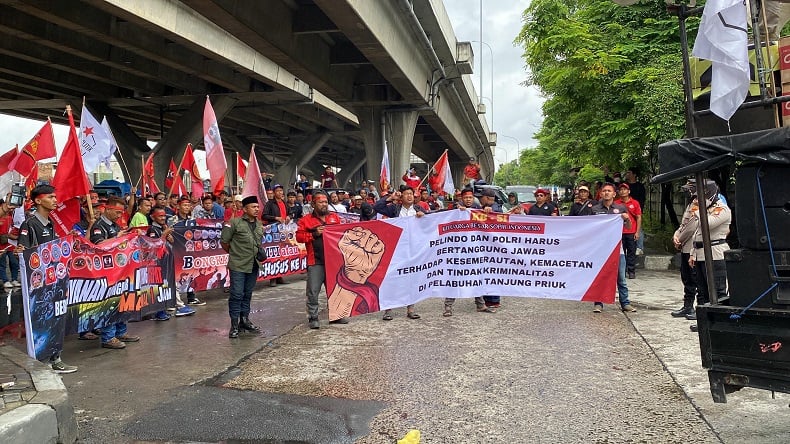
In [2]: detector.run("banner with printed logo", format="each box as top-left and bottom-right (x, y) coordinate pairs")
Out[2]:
(323, 210), (623, 320)
(20, 233), (173, 359)
(65, 233), (172, 335)
(20, 236), (74, 361)
(170, 221), (307, 293)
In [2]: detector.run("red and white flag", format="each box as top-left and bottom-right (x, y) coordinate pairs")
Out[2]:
(236, 153), (246, 184)
(379, 141), (390, 193)
(51, 107), (91, 235)
(242, 146), (267, 206)
(203, 96), (227, 195)
(79, 105), (115, 173)
(180, 143), (205, 198)
(431, 150), (455, 196)
(9, 119), (57, 177)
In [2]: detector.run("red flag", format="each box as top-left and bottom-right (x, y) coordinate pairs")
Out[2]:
(9, 119), (57, 177)
(51, 108), (91, 203)
(143, 154), (160, 195)
(165, 159), (187, 197)
(0, 146), (18, 177)
(236, 153), (246, 184)
(203, 97), (228, 196)
(24, 164), (38, 195)
(430, 150), (455, 196)
(179, 143), (205, 197)
(50, 198), (81, 237)
(242, 146), (267, 207)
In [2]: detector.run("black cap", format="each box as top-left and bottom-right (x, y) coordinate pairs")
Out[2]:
(241, 196), (258, 207)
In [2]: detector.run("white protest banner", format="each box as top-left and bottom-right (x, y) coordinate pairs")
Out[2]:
(323, 210), (622, 320)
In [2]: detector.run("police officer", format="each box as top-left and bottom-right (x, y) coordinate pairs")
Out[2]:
(670, 179), (699, 318)
(17, 184), (78, 373)
(91, 196), (141, 349)
(688, 180), (731, 332)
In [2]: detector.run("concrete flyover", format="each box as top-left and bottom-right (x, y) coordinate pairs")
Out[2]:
(0, 0), (494, 189)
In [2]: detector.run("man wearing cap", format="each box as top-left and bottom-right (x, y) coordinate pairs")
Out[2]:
(296, 191), (343, 329)
(688, 180), (731, 332)
(615, 183), (642, 279)
(670, 179), (699, 319)
(463, 157), (481, 185)
(16, 185), (78, 372)
(90, 196), (142, 349)
(528, 188), (557, 216)
(263, 184), (290, 286)
(568, 185), (597, 216)
(348, 195), (376, 221)
(590, 183), (636, 313)
(221, 195), (265, 338)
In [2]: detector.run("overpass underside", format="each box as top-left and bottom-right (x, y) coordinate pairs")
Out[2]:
(0, 0), (495, 190)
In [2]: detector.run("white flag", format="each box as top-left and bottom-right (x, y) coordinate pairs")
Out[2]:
(100, 117), (118, 170)
(379, 141), (391, 192)
(79, 106), (114, 173)
(692, 0), (750, 121)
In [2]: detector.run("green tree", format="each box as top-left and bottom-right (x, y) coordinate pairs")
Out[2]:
(514, 0), (689, 184)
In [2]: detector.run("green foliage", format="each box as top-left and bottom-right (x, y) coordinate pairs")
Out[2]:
(577, 164), (604, 184)
(513, 0), (687, 186)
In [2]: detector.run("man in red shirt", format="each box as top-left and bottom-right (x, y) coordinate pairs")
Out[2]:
(463, 157), (481, 185)
(0, 196), (20, 288)
(401, 168), (421, 191)
(615, 183), (642, 279)
(320, 166), (337, 189)
(295, 191), (342, 329)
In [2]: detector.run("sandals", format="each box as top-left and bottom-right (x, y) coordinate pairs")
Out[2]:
(382, 310), (393, 321)
(79, 332), (99, 340)
(406, 312), (421, 319)
(443, 305), (453, 317)
(476, 306), (496, 313)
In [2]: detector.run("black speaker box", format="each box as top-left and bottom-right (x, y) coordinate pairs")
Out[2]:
(735, 165), (790, 250)
(724, 249), (790, 308)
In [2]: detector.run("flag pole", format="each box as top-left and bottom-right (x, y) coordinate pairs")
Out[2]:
(167, 144), (190, 198)
(416, 149), (446, 190)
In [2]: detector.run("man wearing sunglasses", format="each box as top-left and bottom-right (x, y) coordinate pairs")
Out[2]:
(527, 188), (557, 216)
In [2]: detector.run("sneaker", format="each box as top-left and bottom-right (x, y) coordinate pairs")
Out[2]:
(187, 298), (206, 306)
(621, 304), (637, 313)
(2, 282), (11, 289)
(11, 280), (20, 287)
(51, 360), (78, 374)
(593, 304), (603, 313)
(309, 319), (320, 329)
(117, 334), (140, 342)
(636, 248), (644, 256)
(166, 306), (177, 312)
(174, 306), (196, 317)
(154, 311), (171, 321)
(101, 337), (126, 349)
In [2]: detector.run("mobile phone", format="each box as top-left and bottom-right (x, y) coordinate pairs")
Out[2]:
(9, 184), (25, 207)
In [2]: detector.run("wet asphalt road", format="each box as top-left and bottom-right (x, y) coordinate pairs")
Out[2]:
(47, 271), (790, 443)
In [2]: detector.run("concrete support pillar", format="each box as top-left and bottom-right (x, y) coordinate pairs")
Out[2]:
(356, 106), (384, 190)
(385, 110), (419, 190)
(152, 96), (237, 185)
(450, 161), (467, 190)
(336, 155), (366, 190)
(88, 102), (149, 184)
(274, 132), (332, 187)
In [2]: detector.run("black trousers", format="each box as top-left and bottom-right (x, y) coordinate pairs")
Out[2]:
(680, 252), (697, 307)
(622, 234), (637, 274)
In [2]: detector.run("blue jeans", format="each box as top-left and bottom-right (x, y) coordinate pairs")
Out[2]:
(0, 251), (19, 282)
(229, 264), (258, 318)
(101, 322), (128, 343)
(617, 253), (630, 306)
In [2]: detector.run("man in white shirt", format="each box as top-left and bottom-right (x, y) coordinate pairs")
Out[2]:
(327, 192), (347, 213)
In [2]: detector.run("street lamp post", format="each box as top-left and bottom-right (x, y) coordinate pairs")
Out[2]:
(472, 40), (495, 131)
(500, 135), (520, 164)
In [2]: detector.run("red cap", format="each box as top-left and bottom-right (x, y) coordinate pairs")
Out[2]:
(534, 188), (550, 196)
(618, 183), (630, 190)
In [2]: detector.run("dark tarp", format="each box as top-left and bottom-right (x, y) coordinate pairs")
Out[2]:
(652, 126), (790, 184)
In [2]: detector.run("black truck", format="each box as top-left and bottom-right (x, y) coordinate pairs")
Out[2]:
(653, 127), (790, 403)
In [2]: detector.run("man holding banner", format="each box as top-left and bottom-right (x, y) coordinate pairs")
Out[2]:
(16, 184), (77, 373)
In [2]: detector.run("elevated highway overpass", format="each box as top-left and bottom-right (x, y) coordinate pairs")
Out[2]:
(0, 0), (495, 190)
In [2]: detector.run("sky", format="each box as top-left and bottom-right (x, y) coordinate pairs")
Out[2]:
(0, 0), (543, 172)
(444, 0), (544, 166)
